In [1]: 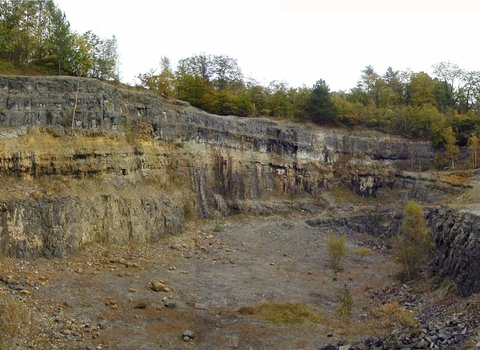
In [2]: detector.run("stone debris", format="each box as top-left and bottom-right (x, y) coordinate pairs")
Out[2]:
(319, 284), (480, 350)
(182, 330), (195, 342)
(149, 280), (170, 292)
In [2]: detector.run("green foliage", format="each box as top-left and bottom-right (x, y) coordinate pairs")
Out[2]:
(327, 233), (347, 270)
(306, 79), (337, 124)
(397, 201), (431, 282)
(137, 56), (175, 96)
(0, 0), (119, 79)
(335, 285), (353, 323)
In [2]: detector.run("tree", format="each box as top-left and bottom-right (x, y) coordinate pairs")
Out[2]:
(69, 33), (92, 77)
(137, 56), (175, 96)
(83, 31), (119, 81)
(397, 201), (431, 282)
(357, 65), (384, 107)
(176, 53), (213, 82)
(432, 61), (462, 111)
(265, 80), (295, 118)
(443, 126), (460, 170)
(459, 70), (480, 114)
(46, 2), (74, 74)
(306, 79), (337, 124)
(468, 133), (479, 168)
(408, 72), (437, 107)
(381, 66), (404, 107)
(212, 54), (243, 91)
(0, 0), (75, 73)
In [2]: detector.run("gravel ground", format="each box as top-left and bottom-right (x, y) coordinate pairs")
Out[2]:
(0, 212), (451, 350)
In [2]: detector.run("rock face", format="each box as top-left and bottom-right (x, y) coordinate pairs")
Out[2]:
(428, 206), (480, 297)
(0, 75), (438, 257)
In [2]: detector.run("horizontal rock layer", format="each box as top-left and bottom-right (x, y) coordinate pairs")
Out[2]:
(0, 75), (446, 257)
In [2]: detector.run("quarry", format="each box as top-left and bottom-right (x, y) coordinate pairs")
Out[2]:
(0, 76), (480, 349)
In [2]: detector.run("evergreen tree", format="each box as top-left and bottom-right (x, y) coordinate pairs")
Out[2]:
(306, 79), (337, 124)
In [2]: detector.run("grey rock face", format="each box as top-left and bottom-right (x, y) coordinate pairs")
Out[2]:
(428, 206), (480, 297)
(0, 75), (443, 257)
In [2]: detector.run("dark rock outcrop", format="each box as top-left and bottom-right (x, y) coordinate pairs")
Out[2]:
(428, 206), (480, 297)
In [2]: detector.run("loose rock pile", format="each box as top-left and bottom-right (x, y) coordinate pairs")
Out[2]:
(319, 283), (480, 350)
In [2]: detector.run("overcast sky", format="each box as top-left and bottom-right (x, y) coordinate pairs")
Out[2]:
(54, 0), (480, 92)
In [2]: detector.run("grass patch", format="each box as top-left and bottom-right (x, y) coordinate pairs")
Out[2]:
(329, 186), (374, 204)
(328, 186), (397, 205)
(212, 221), (225, 232)
(372, 300), (419, 333)
(238, 301), (323, 324)
(0, 295), (30, 347)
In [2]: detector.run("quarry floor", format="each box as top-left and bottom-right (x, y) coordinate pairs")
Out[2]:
(0, 212), (465, 350)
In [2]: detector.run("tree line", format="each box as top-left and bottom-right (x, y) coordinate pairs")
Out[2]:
(138, 57), (480, 149)
(0, 0), (119, 80)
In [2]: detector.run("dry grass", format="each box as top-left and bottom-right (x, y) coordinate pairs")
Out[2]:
(328, 186), (397, 206)
(353, 247), (372, 260)
(371, 300), (419, 334)
(0, 294), (30, 348)
(433, 171), (472, 186)
(238, 301), (324, 324)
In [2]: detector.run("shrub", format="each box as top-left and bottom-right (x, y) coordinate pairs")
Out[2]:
(327, 233), (347, 270)
(353, 247), (371, 260)
(212, 221), (224, 232)
(335, 285), (353, 323)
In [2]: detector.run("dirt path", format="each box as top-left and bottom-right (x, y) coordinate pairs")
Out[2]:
(0, 213), (399, 350)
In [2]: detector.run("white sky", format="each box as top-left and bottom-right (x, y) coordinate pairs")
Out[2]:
(54, 0), (480, 92)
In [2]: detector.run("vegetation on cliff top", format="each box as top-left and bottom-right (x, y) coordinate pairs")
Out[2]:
(0, 0), (119, 80)
(2, 0), (480, 168)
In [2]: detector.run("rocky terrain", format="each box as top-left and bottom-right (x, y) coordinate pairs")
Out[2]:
(0, 75), (480, 349)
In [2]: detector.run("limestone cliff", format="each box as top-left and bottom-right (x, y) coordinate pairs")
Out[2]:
(0, 75), (438, 257)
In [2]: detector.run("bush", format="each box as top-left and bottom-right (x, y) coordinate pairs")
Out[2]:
(354, 247), (371, 260)
(327, 233), (347, 270)
(335, 285), (353, 323)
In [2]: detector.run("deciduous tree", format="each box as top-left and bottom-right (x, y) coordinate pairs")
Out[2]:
(468, 133), (479, 168)
(397, 201), (431, 281)
(443, 126), (460, 170)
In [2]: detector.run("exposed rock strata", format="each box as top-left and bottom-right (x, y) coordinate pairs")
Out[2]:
(0, 75), (438, 257)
